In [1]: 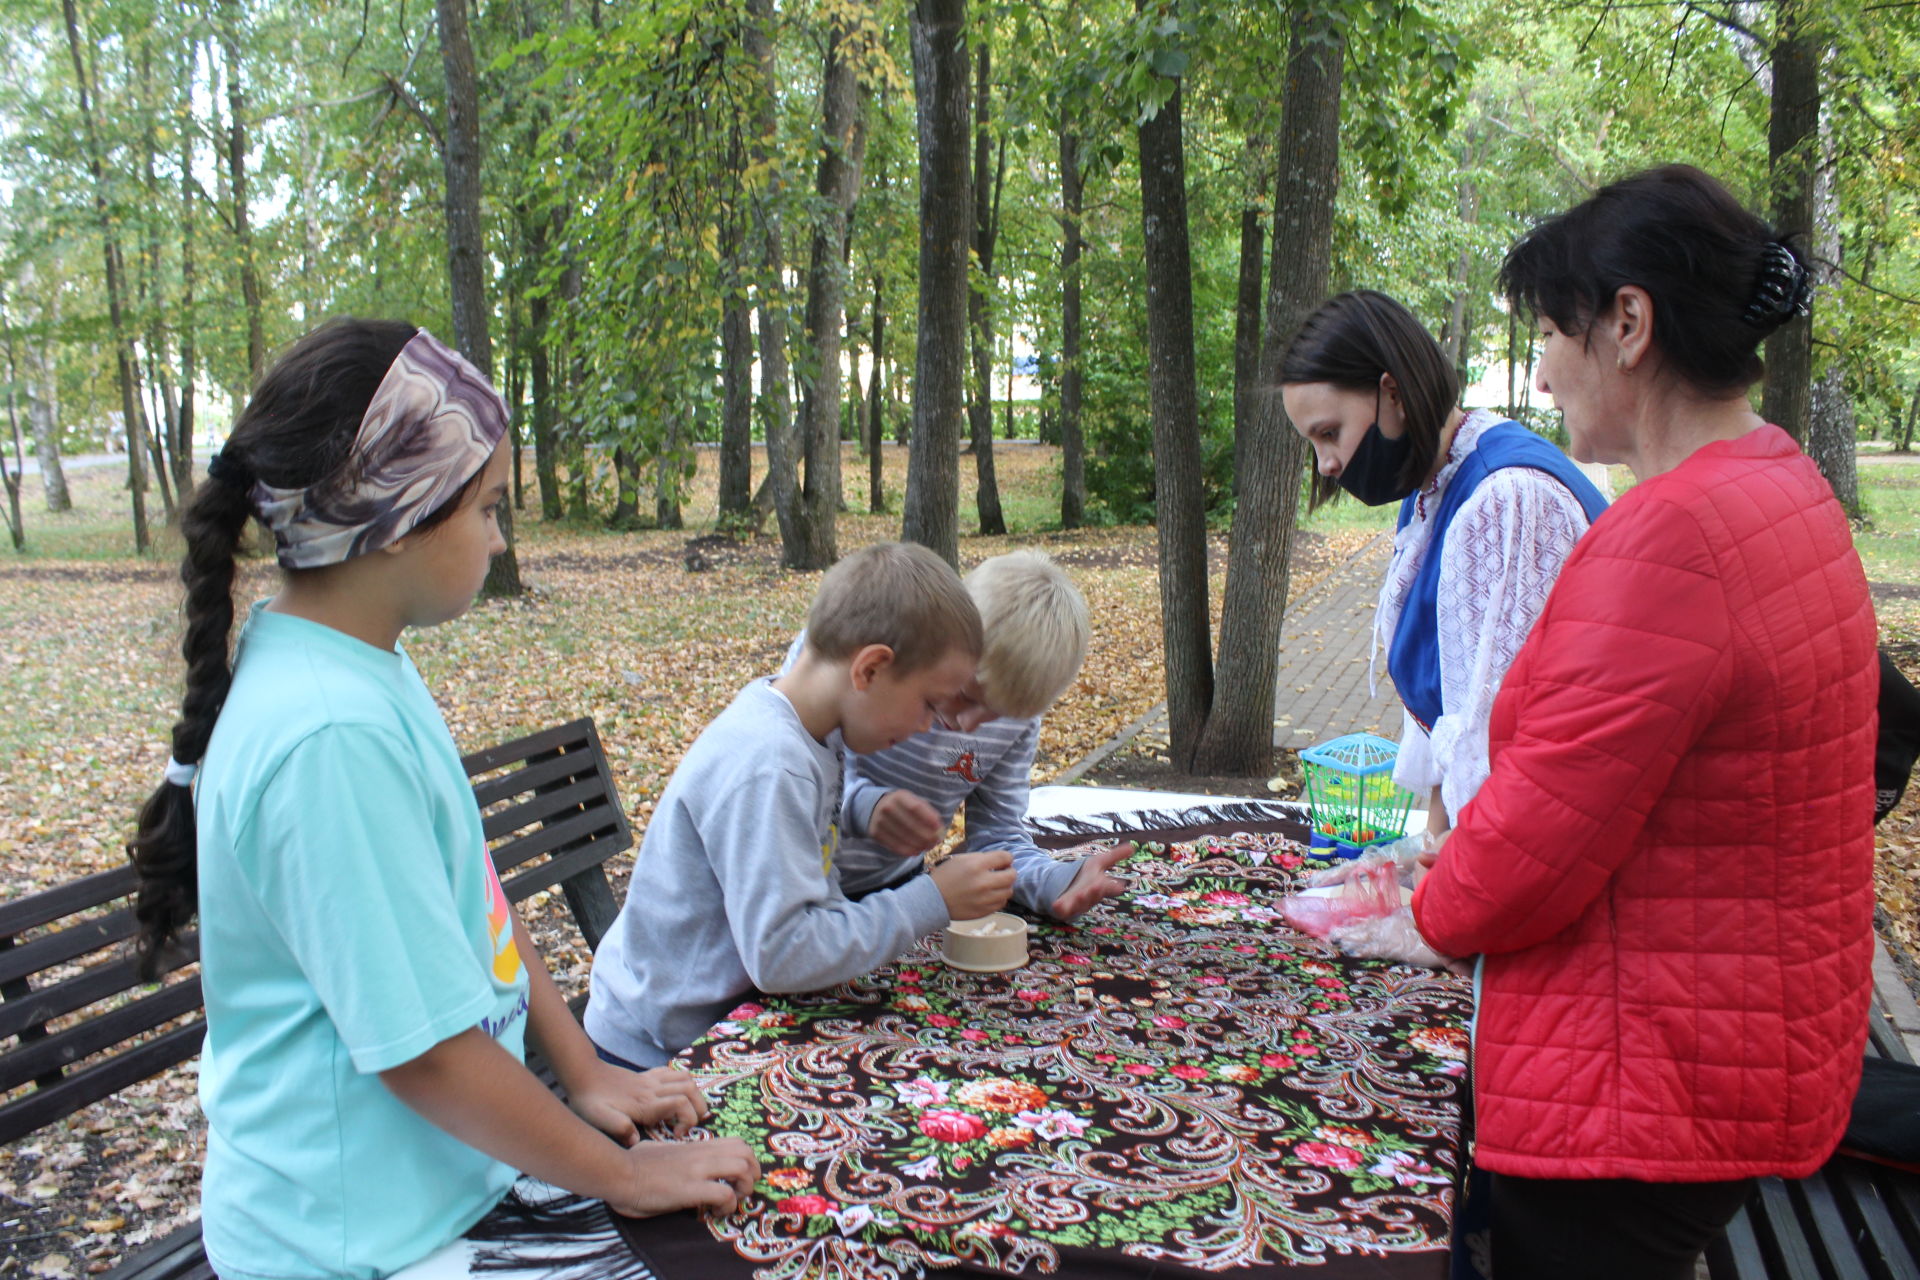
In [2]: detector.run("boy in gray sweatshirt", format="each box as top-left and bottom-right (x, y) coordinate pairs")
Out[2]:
(585, 543), (1018, 1068)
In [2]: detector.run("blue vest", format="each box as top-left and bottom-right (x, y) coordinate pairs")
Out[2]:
(1387, 420), (1609, 731)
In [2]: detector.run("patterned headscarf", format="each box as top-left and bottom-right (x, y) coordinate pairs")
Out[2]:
(251, 329), (508, 569)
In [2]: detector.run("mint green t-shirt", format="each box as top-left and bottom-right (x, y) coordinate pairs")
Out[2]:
(194, 606), (530, 1280)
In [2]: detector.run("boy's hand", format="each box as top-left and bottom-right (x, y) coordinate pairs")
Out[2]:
(1047, 841), (1136, 920)
(569, 1062), (710, 1143)
(869, 789), (943, 856)
(931, 849), (1016, 919)
(606, 1137), (760, 1219)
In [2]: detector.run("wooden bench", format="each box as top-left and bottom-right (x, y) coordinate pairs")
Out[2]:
(0, 718), (634, 1280)
(1705, 995), (1920, 1280)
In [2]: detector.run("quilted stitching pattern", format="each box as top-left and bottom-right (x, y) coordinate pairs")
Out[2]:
(1414, 425), (1877, 1181)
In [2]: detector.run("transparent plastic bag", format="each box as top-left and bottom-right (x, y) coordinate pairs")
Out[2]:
(1279, 858), (1405, 939)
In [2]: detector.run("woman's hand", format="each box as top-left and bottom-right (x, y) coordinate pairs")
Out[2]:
(1328, 905), (1464, 971)
(569, 1062), (710, 1143)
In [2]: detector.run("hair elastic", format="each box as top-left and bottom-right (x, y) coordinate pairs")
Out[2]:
(163, 757), (199, 787)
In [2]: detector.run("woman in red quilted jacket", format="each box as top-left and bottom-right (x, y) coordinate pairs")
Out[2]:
(1412, 165), (1878, 1278)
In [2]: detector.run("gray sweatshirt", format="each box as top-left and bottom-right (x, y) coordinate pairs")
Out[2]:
(583, 679), (951, 1066)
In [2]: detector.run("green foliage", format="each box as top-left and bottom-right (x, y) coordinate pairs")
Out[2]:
(2, 0), (1918, 543)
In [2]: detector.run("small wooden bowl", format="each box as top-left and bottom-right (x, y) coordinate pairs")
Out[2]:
(942, 912), (1029, 973)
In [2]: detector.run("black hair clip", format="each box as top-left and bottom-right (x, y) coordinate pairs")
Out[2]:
(1743, 242), (1812, 328)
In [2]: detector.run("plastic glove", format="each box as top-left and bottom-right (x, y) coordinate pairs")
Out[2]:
(1327, 905), (1453, 969)
(1306, 833), (1426, 889)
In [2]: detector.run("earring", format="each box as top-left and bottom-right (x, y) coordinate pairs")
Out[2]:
(1616, 353), (1629, 373)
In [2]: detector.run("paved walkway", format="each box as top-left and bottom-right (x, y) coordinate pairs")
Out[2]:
(1057, 530), (1399, 783)
(1270, 530), (1400, 751)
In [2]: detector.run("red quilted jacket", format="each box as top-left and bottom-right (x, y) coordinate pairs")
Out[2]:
(1413, 424), (1877, 1181)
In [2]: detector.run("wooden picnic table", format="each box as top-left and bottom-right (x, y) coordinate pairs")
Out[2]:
(625, 824), (1472, 1279)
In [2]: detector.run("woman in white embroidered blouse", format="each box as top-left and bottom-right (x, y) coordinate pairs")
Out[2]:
(1280, 291), (1605, 839)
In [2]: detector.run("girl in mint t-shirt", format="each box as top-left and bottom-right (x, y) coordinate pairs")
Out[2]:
(126, 320), (756, 1280)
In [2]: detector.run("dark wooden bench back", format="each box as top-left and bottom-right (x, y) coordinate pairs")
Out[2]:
(0, 717), (631, 1147)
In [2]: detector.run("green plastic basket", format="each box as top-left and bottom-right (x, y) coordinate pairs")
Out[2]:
(1299, 732), (1416, 859)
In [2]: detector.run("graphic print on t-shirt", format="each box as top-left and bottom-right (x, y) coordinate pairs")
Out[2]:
(945, 751), (980, 784)
(483, 853), (524, 985)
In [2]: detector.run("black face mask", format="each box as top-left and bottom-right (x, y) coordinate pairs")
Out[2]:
(1336, 388), (1417, 506)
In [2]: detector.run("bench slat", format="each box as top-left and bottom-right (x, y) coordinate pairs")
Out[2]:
(0, 944), (199, 1044)
(0, 979), (204, 1095)
(1830, 1158), (1920, 1280)
(1794, 1171), (1875, 1280)
(100, 1220), (211, 1280)
(0, 1020), (205, 1146)
(461, 719), (597, 775)
(0, 866), (138, 939)
(492, 807), (625, 878)
(0, 908), (139, 988)
(1754, 1176), (1827, 1280)
(481, 776), (613, 844)
(472, 748), (602, 811)
(1708, 1203), (1771, 1280)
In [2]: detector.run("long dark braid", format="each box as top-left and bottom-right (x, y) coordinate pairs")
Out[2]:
(127, 317), (421, 977)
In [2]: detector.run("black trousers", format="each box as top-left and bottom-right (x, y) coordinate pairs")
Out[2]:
(1489, 1172), (1755, 1280)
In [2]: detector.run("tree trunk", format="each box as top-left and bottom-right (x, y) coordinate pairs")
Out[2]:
(219, 0), (265, 382)
(2, 293), (24, 549)
(30, 393), (67, 512)
(1058, 122), (1086, 529)
(655, 415), (684, 530)
(436, 0), (521, 595)
(968, 41), (1007, 536)
(718, 243), (755, 518)
(1232, 205), (1264, 504)
(1137, 73), (1212, 769)
(176, 45), (198, 499)
(868, 272), (887, 513)
(611, 443), (639, 526)
(1761, 0), (1817, 444)
(743, 0), (800, 550)
(1804, 90), (1858, 517)
(1900, 376), (1920, 453)
(1193, 2), (1344, 776)
(903, 0), (970, 568)
(62, 0), (150, 553)
(786, 15), (865, 570)
(136, 40), (177, 522)
(1440, 155), (1480, 389)
(528, 311), (562, 518)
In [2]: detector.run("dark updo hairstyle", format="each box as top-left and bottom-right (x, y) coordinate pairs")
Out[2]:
(127, 317), (485, 978)
(1498, 164), (1809, 397)
(1280, 290), (1460, 511)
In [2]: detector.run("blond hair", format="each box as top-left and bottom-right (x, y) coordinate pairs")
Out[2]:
(806, 541), (983, 673)
(966, 550), (1090, 719)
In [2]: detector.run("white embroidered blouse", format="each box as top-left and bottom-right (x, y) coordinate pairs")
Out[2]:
(1372, 410), (1597, 820)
